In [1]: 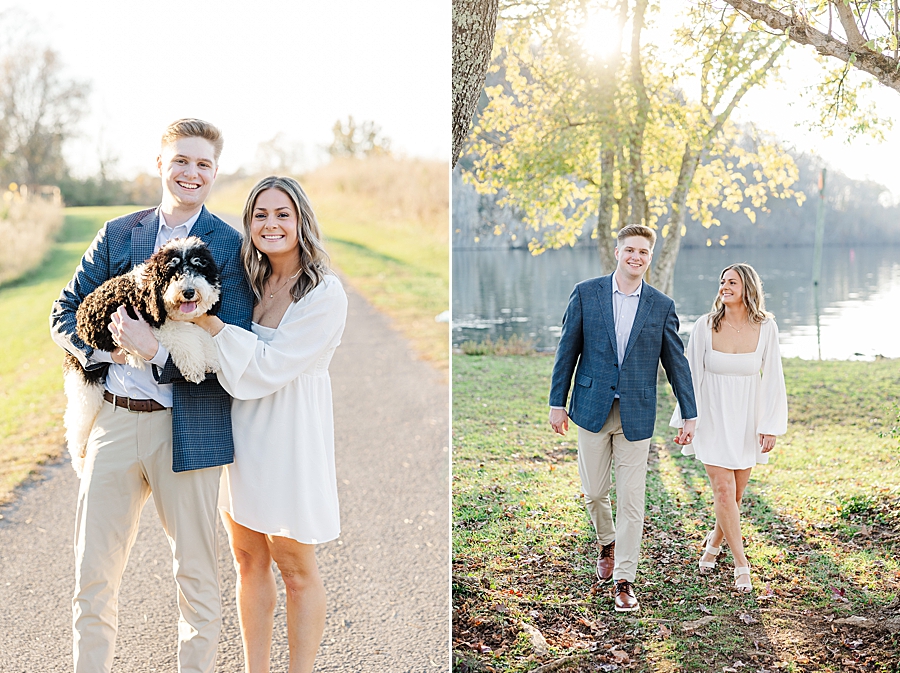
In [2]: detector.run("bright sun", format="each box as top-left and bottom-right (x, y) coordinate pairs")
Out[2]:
(579, 11), (622, 60)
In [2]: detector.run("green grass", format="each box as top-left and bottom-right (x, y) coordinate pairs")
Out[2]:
(452, 355), (900, 671)
(0, 206), (135, 501)
(315, 202), (448, 369)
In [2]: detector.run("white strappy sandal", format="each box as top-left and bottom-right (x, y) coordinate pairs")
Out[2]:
(698, 533), (721, 574)
(733, 565), (752, 593)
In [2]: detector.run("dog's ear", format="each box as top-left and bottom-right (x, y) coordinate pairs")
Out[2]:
(140, 276), (167, 327)
(206, 295), (222, 317)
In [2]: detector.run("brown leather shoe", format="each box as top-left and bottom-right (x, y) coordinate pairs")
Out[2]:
(613, 579), (639, 612)
(596, 541), (615, 583)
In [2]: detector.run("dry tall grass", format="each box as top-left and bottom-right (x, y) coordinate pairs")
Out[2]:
(0, 195), (64, 285)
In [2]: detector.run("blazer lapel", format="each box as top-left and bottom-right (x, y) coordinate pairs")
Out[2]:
(623, 283), (654, 364)
(132, 210), (159, 266)
(597, 275), (618, 357)
(191, 205), (216, 244)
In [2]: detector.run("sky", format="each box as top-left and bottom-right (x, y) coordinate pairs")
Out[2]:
(651, 3), (900, 200)
(0, 0), (449, 178)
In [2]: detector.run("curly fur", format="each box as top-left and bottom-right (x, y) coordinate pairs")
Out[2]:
(63, 236), (222, 476)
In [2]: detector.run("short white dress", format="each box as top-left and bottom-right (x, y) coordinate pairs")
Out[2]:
(671, 316), (787, 470)
(212, 274), (348, 544)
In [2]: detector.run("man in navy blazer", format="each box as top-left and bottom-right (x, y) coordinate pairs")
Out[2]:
(549, 224), (697, 613)
(50, 119), (254, 673)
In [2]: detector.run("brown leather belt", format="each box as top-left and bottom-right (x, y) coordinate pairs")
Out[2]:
(103, 391), (168, 412)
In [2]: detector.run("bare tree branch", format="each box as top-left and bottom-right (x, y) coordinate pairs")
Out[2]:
(721, 0), (900, 93)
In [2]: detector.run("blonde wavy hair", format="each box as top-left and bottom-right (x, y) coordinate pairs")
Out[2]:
(240, 176), (331, 304)
(709, 263), (772, 332)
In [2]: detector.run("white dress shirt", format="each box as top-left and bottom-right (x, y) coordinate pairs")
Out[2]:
(550, 274), (642, 409)
(88, 209), (201, 406)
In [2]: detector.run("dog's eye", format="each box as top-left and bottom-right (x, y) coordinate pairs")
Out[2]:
(190, 257), (207, 267)
(167, 257), (181, 268)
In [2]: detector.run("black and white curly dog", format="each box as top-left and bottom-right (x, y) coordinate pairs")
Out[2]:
(63, 236), (221, 476)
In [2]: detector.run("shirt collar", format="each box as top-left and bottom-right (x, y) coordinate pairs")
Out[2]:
(612, 274), (642, 297)
(158, 208), (202, 235)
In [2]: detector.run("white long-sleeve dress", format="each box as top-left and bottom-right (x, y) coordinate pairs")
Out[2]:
(671, 316), (787, 470)
(212, 274), (347, 544)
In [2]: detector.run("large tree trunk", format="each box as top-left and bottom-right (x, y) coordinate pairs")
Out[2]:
(596, 148), (617, 274)
(452, 0), (499, 167)
(653, 144), (700, 297)
(627, 0), (650, 228)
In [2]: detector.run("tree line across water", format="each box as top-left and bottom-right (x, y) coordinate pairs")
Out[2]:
(453, 144), (900, 251)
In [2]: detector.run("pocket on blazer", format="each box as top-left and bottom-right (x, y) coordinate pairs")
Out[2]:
(643, 386), (656, 399)
(575, 373), (593, 388)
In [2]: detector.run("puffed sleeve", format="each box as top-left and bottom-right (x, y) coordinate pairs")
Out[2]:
(757, 319), (788, 436)
(670, 316), (706, 429)
(212, 275), (347, 401)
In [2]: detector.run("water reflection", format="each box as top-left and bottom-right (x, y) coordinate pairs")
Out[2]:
(452, 245), (900, 359)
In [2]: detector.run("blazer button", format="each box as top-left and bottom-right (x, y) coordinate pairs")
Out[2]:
(610, 386), (616, 390)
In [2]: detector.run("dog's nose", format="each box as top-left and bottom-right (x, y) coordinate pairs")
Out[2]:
(183, 288), (195, 300)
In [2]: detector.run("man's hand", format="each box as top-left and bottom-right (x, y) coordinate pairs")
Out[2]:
(110, 347), (128, 364)
(109, 306), (159, 361)
(549, 408), (569, 436)
(759, 433), (776, 453)
(674, 418), (697, 445)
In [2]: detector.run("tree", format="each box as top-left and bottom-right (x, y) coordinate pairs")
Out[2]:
(720, 0), (900, 93)
(464, 0), (804, 295)
(0, 43), (89, 186)
(328, 116), (391, 158)
(452, 0), (500, 167)
(254, 133), (310, 175)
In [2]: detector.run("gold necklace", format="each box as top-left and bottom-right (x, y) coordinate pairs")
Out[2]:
(266, 268), (302, 299)
(724, 317), (749, 333)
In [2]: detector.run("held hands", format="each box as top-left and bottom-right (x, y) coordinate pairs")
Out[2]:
(109, 306), (159, 361)
(759, 433), (776, 453)
(549, 408), (569, 436)
(673, 418), (697, 445)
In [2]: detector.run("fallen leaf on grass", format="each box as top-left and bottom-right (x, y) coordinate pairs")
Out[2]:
(831, 587), (849, 603)
(698, 604), (712, 614)
(681, 616), (716, 632)
(610, 649), (629, 663)
(657, 624), (672, 639)
(519, 621), (549, 656)
(738, 613), (758, 625)
(833, 615), (875, 628)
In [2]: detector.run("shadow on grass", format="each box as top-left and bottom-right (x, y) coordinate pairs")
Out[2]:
(652, 440), (900, 670)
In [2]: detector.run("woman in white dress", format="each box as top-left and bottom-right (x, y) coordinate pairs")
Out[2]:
(191, 176), (347, 673)
(671, 263), (787, 593)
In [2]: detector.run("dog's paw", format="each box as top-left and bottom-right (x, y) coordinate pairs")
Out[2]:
(181, 367), (207, 384)
(125, 352), (147, 370)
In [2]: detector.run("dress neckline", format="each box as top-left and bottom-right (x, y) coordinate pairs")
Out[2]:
(710, 320), (763, 355)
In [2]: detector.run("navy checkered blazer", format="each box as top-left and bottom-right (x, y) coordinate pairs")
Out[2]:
(50, 206), (254, 472)
(549, 274), (697, 442)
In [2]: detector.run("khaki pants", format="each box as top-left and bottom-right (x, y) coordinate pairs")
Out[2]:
(73, 401), (221, 673)
(576, 399), (651, 583)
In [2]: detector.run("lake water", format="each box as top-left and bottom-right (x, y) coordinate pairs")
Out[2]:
(452, 245), (900, 360)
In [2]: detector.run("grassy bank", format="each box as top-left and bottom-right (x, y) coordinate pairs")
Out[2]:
(453, 355), (900, 671)
(0, 206), (134, 502)
(208, 156), (449, 370)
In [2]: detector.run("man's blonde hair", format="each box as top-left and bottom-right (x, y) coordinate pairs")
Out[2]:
(616, 224), (656, 250)
(160, 118), (224, 161)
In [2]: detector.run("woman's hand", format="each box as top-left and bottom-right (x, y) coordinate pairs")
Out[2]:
(190, 313), (226, 336)
(674, 418), (696, 445)
(759, 433), (776, 453)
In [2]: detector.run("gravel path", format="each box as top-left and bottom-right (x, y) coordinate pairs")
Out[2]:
(0, 282), (449, 672)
